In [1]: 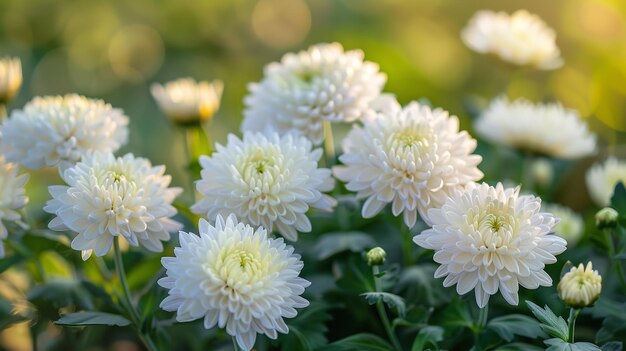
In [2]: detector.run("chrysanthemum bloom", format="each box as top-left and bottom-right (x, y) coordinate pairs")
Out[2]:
(475, 97), (596, 159)
(44, 152), (182, 260)
(414, 182), (567, 308)
(159, 214), (310, 351)
(0, 157), (28, 258)
(558, 262), (602, 308)
(0, 57), (22, 104)
(192, 132), (335, 241)
(0, 95), (129, 170)
(586, 157), (626, 207)
(543, 203), (584, 246)
(151, 78), (223, 125)
(333, 100), (483, 227)
(462, 10), (563, 70)
(242, 42), (386, 144)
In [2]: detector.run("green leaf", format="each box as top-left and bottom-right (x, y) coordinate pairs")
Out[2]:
(28, 279), (94, 312)
(55, 311), (131, 327)
(441, 298), (474, 329)
(313, 232), (377, 260)
(282, 301), (331, 351)
(39, 251), (74, 280)
(610, 182), (626, 215)
(526, 301), (569, 341)
(601, 342), (623, 351)
(411, 326), (444, 351)
(544, 338), (602, 351)
(0, 254), (25, 275)
(496, 343), (544, 351)
(0, 297), (30, 330)
(487, 314), (547, 342)
(361, 292), (406, 318)
(589, 299), (626, 343)
(398, 264), (451, 306)
(322, 333), (394, 351)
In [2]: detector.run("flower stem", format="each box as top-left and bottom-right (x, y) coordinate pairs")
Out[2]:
(322, 120), (336, 167)
(113, 238), (159, 351)
(478, 303), (489, 329)
(567, 308), (580, 342)
(372, 266), (402, 351)
(521, 152), (534, 192)
(604, 228), (626, 293)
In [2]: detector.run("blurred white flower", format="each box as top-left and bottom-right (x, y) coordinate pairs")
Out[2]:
(0, 157), (28, 258)
(475, 97), (596, 159)
(0, 95), (129, 170)
(242, 42), (386, 144)
(159, 214), (309, 351)
(558, 262), (602, 308)
(192, 132), (336, 241)
(334, 100), (483, 228)
(151, 78), (223, 124)
(586, 157), (626, 207)
(543, 203), (584, 246)
(462, 10), (563, 70)
(414, 182), (567, 308)
(530, 158), (553, 188)
(0, 57), (22, 103)
(44, 152), (182, 260)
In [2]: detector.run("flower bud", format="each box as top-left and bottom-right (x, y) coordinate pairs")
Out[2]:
(151, 78), (223, 125)
(366, 247), (386, 266)
(531, 158), (553, 188)
(0, 57), (22, 104)
(595, 207), (618, 230)
(557, 262), (602, 308)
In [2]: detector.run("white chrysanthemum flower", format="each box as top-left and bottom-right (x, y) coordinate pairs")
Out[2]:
(462, 10), (563, 70)
(242, 42), (386, 144)
(475, 97), (596, 159)
(414, 182), (567, 308)
(586, 157), (626, 207)
(0, 95), (129, 170)
(333, 101), (483, 228)
(151, 78), (223, 124)
(192, 132), (336, 241)
(543, 203), (584, 246)
(558, 262), (602, 308)
(159, 214), (310, 351)
(44, 152), (182, 260)
(0, 57), (22, 103)
(0, 157), (28, 258)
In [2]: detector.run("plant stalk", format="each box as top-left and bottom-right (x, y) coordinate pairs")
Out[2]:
(604, 228), (626, 293)
(567, 308), (580, 342)
(372, 266), (403, 351)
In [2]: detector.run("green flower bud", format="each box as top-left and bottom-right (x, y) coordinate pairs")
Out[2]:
(366, 247), (386, 266)
(595, 207), (619, 230)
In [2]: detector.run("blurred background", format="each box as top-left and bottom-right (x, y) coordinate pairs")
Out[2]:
(1, 0), (626, 349)
(1, 0), (626, 200)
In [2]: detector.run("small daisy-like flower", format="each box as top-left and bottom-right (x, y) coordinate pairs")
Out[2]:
(462, 10), (563, 70)
(192, 132), (336, 241)
(0, 156), (28, 258)
(558, 262), (602, 308)
(151, 78), (223, 124)
(0, 57), (22, 103)
(0, 95), (129, 170)
(44, 152), (182, 260)
(333, 100), (483, 227)
(475, 97), (596, 159)
(543, 203), (584, 247)
(158, 214), (310, 351)
(414, 182), (567, 308)
(242, 42), (386, 144)
(586, 157), (626, 207)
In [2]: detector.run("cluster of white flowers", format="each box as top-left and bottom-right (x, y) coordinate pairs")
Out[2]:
(242, 42), (386, 144)
(586, 157), (626, 207)
(475, 97), (596, 159)
(159, 214), (310, 351)
(462, 10), (562, 70)
(414, 183), (567, 307)
(0, 156), (28, 258)
(44, 152), (182, 260)
(192, 132), (336, 241)
(0, 95), (129, 170)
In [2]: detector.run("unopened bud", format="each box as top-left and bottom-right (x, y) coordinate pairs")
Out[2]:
(366, 247), (386, 266)
(558, 262), (602, 308)
(595, 207), (618, 230)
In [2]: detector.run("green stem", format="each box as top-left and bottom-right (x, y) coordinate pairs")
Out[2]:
(372, 266), (403, 351)
(400, 224), (413, 266)
(322, 120), (336, 167)
(478, 304), (489, 329)
(521, 153), (535, 192)
(567, 308), (580, 342)
(113, 238), (159, 351)
(604, 229), (626, 293)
